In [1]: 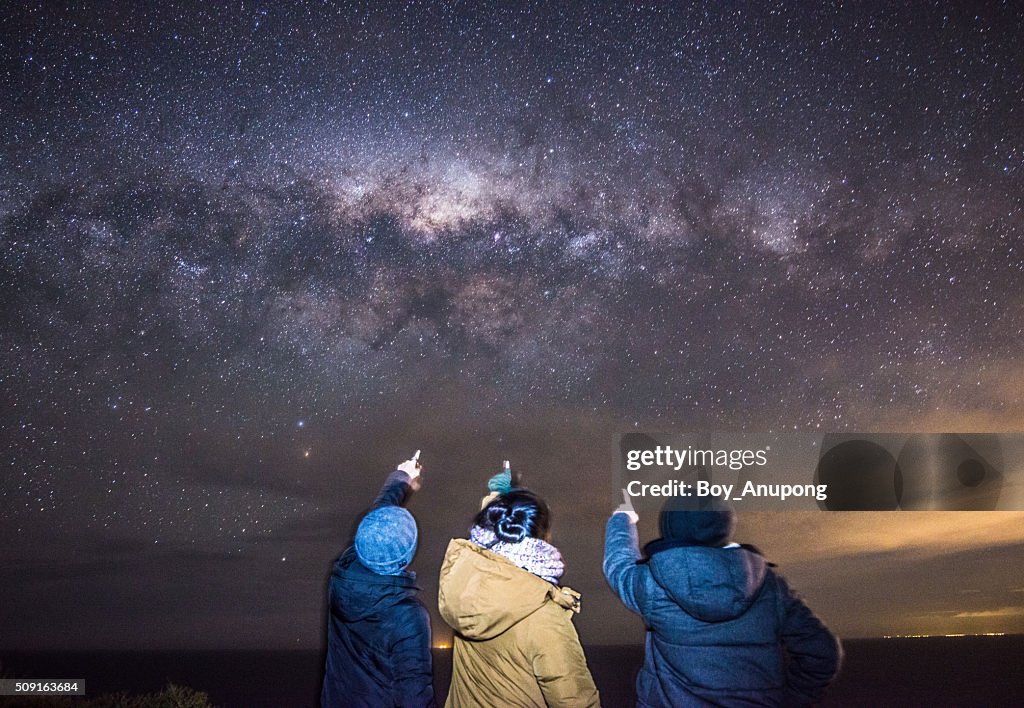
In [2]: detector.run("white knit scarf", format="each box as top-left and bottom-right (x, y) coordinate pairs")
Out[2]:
(469, 525), (565, 584)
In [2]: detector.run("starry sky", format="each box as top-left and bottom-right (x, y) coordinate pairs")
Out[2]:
(1, 1), (1023, 650)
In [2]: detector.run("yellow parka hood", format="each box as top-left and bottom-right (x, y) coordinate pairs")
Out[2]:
(438, 538), (581, 641)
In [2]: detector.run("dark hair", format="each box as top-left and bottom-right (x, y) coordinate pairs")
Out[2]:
(474, 489), (551, 543)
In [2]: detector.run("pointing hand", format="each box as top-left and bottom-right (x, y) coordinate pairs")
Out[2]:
(614, 489), (639, 524)
(397, 450), (422, 482)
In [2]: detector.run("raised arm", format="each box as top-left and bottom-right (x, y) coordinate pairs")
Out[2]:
(369, 457), (422, 510)
(603, 510), (647, 615)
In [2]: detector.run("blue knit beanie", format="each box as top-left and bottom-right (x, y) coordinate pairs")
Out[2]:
(355, 506), (418, 575)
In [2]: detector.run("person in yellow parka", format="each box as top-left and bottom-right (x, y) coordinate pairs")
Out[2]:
(438, 478), (600, 708)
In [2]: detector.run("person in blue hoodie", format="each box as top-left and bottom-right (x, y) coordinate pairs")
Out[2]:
(321, 455), (434, 708)
(604, 493), (841, 707)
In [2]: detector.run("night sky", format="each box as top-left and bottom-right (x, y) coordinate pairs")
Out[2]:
(2, 1), (1023, 650)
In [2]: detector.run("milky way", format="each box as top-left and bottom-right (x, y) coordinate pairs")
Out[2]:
(2, 2), (1023, 647)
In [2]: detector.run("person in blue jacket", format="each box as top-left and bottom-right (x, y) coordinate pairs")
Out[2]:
(321, 455), (434, 708)
(604, 493), (841, 707)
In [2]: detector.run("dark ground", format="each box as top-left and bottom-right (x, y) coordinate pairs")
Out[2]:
(2, 636), (1022, 707)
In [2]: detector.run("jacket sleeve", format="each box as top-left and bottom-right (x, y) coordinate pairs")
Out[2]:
(389, 603), (436, 707)
(775, 574), (843, 705)
(370, 469), (413, 510)
(530, 607), (601, 708)
(602, 513), (647, 615)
